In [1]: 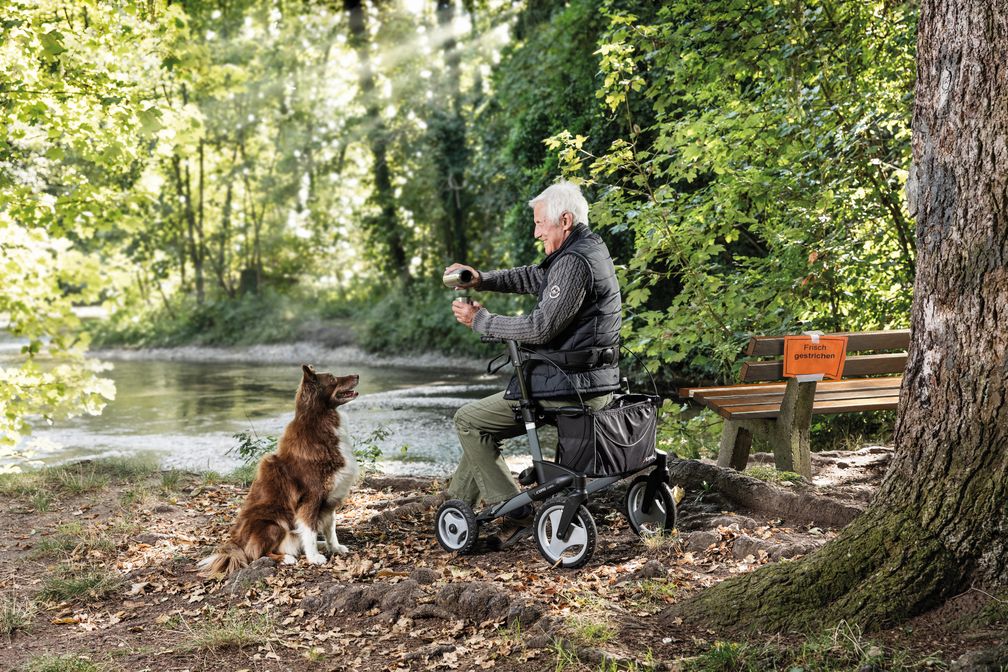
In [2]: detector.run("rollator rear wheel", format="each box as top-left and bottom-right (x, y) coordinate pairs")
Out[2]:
(533, 498), (596, 569)
(625, 474), (677, 537)
(435, 499), (479, 554)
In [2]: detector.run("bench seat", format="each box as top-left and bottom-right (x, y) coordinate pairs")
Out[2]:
(681, 377), (903, 419)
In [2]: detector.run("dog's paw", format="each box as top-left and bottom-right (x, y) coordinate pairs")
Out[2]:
(306, 553), (328, 565)
(282, 554), (297, 565)
(330, 543), (349, 556)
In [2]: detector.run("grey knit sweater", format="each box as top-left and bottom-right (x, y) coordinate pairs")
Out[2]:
(470, 256), (589, 345)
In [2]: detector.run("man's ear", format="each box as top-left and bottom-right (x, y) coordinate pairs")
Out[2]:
(302, 364), (317, 380)
(561, 211), (573, 230)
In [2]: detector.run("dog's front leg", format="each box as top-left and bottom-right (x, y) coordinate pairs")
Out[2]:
(295, 519), (328, 565)
(317, 510), (348, 556)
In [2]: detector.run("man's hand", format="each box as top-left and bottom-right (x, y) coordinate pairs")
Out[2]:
(452, 300), (483, 329)
(444, 263), (481, 290)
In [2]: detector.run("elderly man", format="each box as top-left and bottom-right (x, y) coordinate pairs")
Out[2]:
(444, 181), (622, 546)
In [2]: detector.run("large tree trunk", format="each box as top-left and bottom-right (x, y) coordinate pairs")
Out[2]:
(670, 0), (1008, 631)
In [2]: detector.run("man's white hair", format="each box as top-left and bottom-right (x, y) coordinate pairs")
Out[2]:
(528, 181), (589, 225)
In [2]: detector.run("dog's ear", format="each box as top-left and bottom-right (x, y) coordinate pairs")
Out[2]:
(302, 364), (317, 381)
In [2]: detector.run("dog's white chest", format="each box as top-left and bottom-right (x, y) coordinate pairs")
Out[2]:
(326, 421), (358, 504)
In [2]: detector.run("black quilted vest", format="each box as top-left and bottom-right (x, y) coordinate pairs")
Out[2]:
(504, 224), (622, 400)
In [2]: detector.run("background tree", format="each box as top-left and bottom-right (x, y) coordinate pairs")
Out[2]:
(667, 0), (1008, 630)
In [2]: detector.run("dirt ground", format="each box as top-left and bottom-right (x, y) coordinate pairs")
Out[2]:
(1, 448), (1005, 672)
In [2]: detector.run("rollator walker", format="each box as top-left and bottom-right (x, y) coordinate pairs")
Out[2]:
(434, 338), (679, 569)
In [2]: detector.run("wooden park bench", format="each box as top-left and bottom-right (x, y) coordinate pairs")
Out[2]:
(678, 330), (909, 480)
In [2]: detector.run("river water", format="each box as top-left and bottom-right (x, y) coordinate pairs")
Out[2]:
(4, 339), (515, 476)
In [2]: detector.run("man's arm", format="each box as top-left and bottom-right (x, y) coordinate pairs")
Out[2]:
(478, 266), (544, 295)
(471, 256), (589, 345)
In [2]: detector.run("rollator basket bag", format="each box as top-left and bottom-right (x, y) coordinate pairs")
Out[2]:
(555, 394), (659, 477)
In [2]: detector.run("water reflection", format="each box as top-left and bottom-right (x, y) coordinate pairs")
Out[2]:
(9, 353), (509, 476)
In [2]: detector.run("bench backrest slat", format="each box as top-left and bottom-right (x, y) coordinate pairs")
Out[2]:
(740, 353), (908, 382)
(744, 329), (910, 357)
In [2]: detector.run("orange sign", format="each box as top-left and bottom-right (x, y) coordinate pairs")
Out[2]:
(783, 335), (848, 380)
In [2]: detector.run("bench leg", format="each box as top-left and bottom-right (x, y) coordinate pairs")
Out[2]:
(774, 425), (812, 480)
(772, 378), (815, 480)
(717, 421), (752, 471)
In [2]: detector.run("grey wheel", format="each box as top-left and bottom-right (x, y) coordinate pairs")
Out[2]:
(533, 498), (596, 569)
(435, 499), (478, 554)
(625, 474), (677, 537)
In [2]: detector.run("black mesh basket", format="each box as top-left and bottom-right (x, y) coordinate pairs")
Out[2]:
(554, 393), (659, 477)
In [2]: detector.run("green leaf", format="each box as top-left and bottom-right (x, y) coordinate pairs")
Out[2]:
(40, 30), (67, 57)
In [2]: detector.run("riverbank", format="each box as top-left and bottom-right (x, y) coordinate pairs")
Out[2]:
(2, 455), (1003, 671)
(91, 341), (489, 372)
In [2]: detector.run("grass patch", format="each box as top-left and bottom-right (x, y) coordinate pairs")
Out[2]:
(28, 489), (54, 513)
(19, 654), (102, 672)
(119, 484), (156, 510)
(83, 456), (160, 481)
(496, 619), (527, 649)
(627, 579), (677, 613)
(0, 457), (161, 506)
(38, 564), (123, 604)
(551, 639), (580, 672)
(223, 463), (257, 487)
(174, 608), (274, 651)
(31, 522), (116, 560)
(680, 623), (936, 671)
(641, 529), (681, 555)
(201, 470), (225, 485)
(1, 594), (36, 638)
(160, 469), (185, 492)
(743, 465), (803, 484)
(567, 616), (616, 647)
(44, 465), (110, 495)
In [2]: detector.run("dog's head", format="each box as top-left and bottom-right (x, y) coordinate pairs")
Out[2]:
(297, 365), (359, 409)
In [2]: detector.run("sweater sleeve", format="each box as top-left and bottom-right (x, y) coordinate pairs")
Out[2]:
(472, 255), (589, 345)
(478, 265), (544, 295)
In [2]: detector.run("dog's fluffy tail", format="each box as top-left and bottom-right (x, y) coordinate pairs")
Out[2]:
(197, 542), (250, 578)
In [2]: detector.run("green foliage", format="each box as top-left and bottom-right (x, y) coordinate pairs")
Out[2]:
(355, 284), (523, 357)
(229, 429), (277, 466)
(353, 425), (389, 477)
(0, 0), (921, 463)
(93, 289), (314, 348)
(549, 0), (917, 384)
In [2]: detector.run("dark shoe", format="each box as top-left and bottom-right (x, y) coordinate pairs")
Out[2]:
(490, 510), (535, 549)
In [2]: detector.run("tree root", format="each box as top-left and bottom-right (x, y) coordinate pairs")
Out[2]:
(664, 508), (963, 632)
(668, 458), (863, 528)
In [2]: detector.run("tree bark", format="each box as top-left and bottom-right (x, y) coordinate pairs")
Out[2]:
(669, 0), (1008, 631)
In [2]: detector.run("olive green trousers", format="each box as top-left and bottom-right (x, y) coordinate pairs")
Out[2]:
(446, 391), (612, 508)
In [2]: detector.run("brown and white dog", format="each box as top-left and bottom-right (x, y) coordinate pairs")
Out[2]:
(198, 365), (360, 577)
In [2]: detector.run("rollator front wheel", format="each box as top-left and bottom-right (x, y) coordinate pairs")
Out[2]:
(624, 474), (677, 537)
(533, 498), (596, 569)
(435, 499), (479, 555)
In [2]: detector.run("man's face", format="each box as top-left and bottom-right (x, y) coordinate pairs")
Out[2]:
(533, 202), (571, 255)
